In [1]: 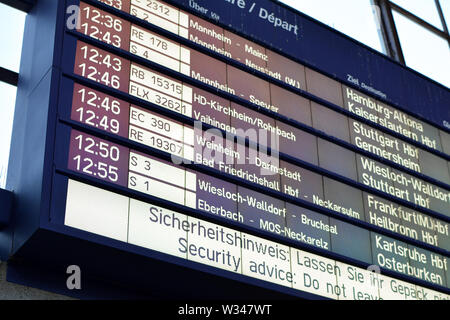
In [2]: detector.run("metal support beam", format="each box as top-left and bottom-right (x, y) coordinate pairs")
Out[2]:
(0, 67), (19, 86)
(435, 0), (449, 35)
(0, 189), (13, 230)
(375, 0), (405, 64)
(390, 1), (449, 40)
(434, 0), (450, 49)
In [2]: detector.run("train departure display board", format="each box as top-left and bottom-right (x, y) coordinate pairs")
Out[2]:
(6, 0), (450, 300)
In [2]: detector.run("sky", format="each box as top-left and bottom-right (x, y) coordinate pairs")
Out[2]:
(0, 1), (449, 188)
(280, 0), (450, 88)
(280, 0), (387, 53)
(393, 9), (450, 87)
(391, 0), (444, 29)
(0, 3), (25, 188)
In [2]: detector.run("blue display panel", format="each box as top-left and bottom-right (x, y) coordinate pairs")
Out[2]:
(7, 0), (449, 299)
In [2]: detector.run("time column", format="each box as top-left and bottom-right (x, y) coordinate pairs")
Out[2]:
(78, 2), (131, 51)
(74, 41), (131, 92)
(68, 130), (130, 187)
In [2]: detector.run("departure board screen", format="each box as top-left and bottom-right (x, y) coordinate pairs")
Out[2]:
(46, 0), (450, 300)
